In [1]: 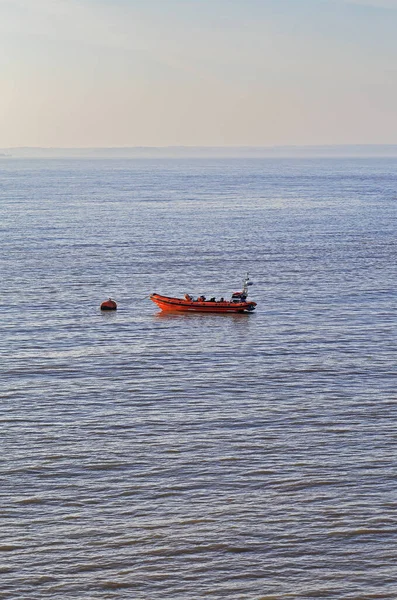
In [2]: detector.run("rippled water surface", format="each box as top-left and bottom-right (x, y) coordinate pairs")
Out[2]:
(1, 157), (397, 599)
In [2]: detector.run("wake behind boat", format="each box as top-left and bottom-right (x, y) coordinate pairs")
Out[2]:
(150, 273), (257, 314)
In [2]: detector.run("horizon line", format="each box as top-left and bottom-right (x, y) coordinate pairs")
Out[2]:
(4, 143), (397, 150)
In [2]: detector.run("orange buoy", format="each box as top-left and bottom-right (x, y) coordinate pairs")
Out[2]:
(100, 298), (117, 311)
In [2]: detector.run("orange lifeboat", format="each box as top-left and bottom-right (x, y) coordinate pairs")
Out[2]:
(100, 298), (117, 311)
(150, 273), (256, 314)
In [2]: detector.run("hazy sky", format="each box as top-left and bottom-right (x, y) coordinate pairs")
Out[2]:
(1, 0), (397, 147)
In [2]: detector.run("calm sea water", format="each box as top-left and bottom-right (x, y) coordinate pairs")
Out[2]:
(1, 157), (397, 599)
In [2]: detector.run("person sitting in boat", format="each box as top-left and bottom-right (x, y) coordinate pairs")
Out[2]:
(184, 294), (192, 301)
(219, 297), (224, 302)
(209, 297), (216, 302)
(199, 295), (206, 301)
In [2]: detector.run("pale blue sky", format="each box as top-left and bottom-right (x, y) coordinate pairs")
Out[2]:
(1, 0), (397, 147)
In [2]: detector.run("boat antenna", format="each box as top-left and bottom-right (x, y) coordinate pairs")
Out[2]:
(242, 272), (253, 296)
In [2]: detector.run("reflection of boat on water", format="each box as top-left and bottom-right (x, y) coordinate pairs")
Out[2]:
(150, 273), (256, 314)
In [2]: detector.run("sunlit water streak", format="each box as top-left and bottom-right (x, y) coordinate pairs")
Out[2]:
(1, 157), (397, 599)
